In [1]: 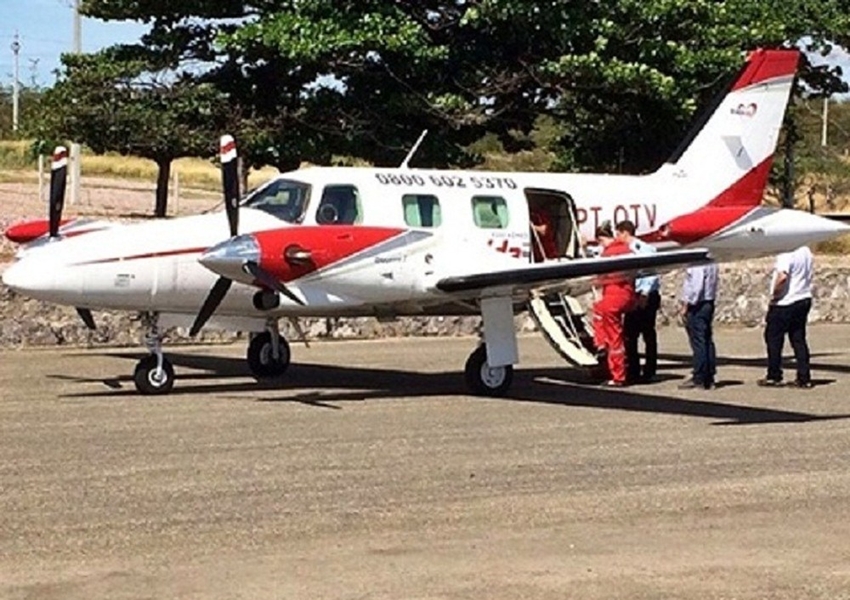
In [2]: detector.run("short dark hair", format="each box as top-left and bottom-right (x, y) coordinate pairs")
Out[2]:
(616, 220), (636, 235)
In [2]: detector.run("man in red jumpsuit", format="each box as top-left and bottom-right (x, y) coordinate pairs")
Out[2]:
(592, 221), (636, 386)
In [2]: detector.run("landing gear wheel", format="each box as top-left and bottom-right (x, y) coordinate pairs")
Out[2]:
(133, 355), (175, 395)
(247, 332), (291, 379)
(464, 345), (513, 396)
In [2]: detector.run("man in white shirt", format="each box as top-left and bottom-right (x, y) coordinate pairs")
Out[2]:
(758, 245), (813, 388)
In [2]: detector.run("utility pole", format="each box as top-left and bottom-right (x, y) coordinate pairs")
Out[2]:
(821, 97), (829, 147)
(28, 58), (39, 88)
(11, 31), (20, 133)
(70, 0), (82, 205)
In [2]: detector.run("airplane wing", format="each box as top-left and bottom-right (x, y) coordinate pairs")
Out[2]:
(436, 248), (710, 298)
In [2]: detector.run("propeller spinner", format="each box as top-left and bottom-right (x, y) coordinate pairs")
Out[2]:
(189, 135), (303, 337)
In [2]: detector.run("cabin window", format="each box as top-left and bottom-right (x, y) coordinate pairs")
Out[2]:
(402, 194), (442, 228)
(243, 179), (310, 223)
(472, 195), (509, 229)
(316, 185), (362, 225)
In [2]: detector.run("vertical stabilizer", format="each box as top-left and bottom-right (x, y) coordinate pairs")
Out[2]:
(658, 49), (800, 207)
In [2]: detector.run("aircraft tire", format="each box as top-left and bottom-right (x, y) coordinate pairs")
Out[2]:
(247, 332), (291, 379)
(464, 345), (513, 396)
(133, 355), (175, 395)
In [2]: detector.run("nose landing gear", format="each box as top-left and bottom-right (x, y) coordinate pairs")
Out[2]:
(133, 312), (175, 395)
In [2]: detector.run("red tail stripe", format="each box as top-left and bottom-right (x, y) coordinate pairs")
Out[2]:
(731, 49), (800, 91)
(706, 156), (774, 208)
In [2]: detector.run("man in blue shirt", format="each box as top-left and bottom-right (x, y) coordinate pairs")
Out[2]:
(616, 220), (661, 383)
(679, 262), (719, 390)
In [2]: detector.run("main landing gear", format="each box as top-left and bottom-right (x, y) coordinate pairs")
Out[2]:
(246, 320), (291, 379)
(464, 345), (513, 397)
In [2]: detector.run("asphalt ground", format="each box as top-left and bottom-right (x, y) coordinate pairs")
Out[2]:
(2, 324), (850, 599)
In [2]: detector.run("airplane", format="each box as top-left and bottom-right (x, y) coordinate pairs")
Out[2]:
(3, 48), (847, 397)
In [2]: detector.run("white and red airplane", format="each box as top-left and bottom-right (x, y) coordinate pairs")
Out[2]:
(3, 48), (847, 396)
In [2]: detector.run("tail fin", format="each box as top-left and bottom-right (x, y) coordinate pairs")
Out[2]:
(657, 48), (800, 207)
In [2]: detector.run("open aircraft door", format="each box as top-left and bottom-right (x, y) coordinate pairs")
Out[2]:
(524, 188), (599, 368)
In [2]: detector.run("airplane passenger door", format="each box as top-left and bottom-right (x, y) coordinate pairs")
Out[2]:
(523, 187), (598, 369)
(525, 188), (584, 262)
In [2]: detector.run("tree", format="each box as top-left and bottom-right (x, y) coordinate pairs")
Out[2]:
(74, 0), (850, 176)
(30, 50), (229, 216)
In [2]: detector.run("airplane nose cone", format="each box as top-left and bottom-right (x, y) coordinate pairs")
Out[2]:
(2, 260), (27, 291)
(2, 257), (61, 301)
(198, 234), (260, 282)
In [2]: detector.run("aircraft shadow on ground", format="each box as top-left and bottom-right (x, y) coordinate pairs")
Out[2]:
(51, 350), (850, 426)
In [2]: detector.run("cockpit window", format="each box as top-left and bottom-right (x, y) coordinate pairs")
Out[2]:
(316, 185), (363, 225)
(243, 179), (311, 223)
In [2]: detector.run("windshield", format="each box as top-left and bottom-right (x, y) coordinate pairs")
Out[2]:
(243, 179), (311, 223)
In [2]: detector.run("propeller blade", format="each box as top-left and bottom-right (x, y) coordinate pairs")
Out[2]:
(243, 261), (305, 306)
(190, 276), (233, 336)
(76, 307), (96, 330)
(48, 146), (68, 238)
(220, 135), (240, 237)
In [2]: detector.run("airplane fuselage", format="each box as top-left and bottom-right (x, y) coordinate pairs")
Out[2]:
(4, 166), (847, 326)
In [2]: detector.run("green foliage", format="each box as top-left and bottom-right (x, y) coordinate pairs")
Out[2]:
(37, 0), (850, 180)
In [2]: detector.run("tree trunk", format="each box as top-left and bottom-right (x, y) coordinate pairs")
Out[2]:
(154, 158), (172, 218)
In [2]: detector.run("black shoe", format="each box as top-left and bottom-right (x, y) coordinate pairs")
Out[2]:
(757, 378), (783, 387)
(678, 380), (701, 390)
(790, 380), (814, 389)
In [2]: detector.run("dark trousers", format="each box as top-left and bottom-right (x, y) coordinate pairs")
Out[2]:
(625, 290), (660, 381)
(764, 298), (811, 383)
(686, 300), (716, 386)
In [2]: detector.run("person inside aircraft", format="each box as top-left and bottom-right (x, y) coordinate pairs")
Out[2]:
(317, 185), (361, 225)
(530, 204), (558, 262)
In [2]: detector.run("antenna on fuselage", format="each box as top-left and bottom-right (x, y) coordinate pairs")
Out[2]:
(399, 129), (428, 169)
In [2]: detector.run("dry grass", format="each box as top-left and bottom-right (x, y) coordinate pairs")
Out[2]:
(0, 141), (279, 190)
(82, 154), (279, 190)
(815, 233), (850, 255)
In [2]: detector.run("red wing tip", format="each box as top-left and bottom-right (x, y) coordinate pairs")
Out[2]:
(5, 219), (53, 243)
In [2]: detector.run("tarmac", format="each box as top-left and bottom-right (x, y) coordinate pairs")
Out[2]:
(2, 324), (850, 599)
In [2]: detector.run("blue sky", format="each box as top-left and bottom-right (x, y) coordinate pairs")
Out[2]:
(2, 2), (850, 95)
(0, 0), (147, 87)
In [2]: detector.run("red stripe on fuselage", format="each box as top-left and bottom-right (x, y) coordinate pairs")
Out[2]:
(74, 246), (209, 265)
(253, 226), (406, 282)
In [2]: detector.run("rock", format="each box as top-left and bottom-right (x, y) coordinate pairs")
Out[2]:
(1, 256), (849, 349)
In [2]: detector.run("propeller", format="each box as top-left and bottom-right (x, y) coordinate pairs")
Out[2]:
(48, 146), (68, 238)
(47, 145), (97, 330)
(190, 135), (304, 337)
